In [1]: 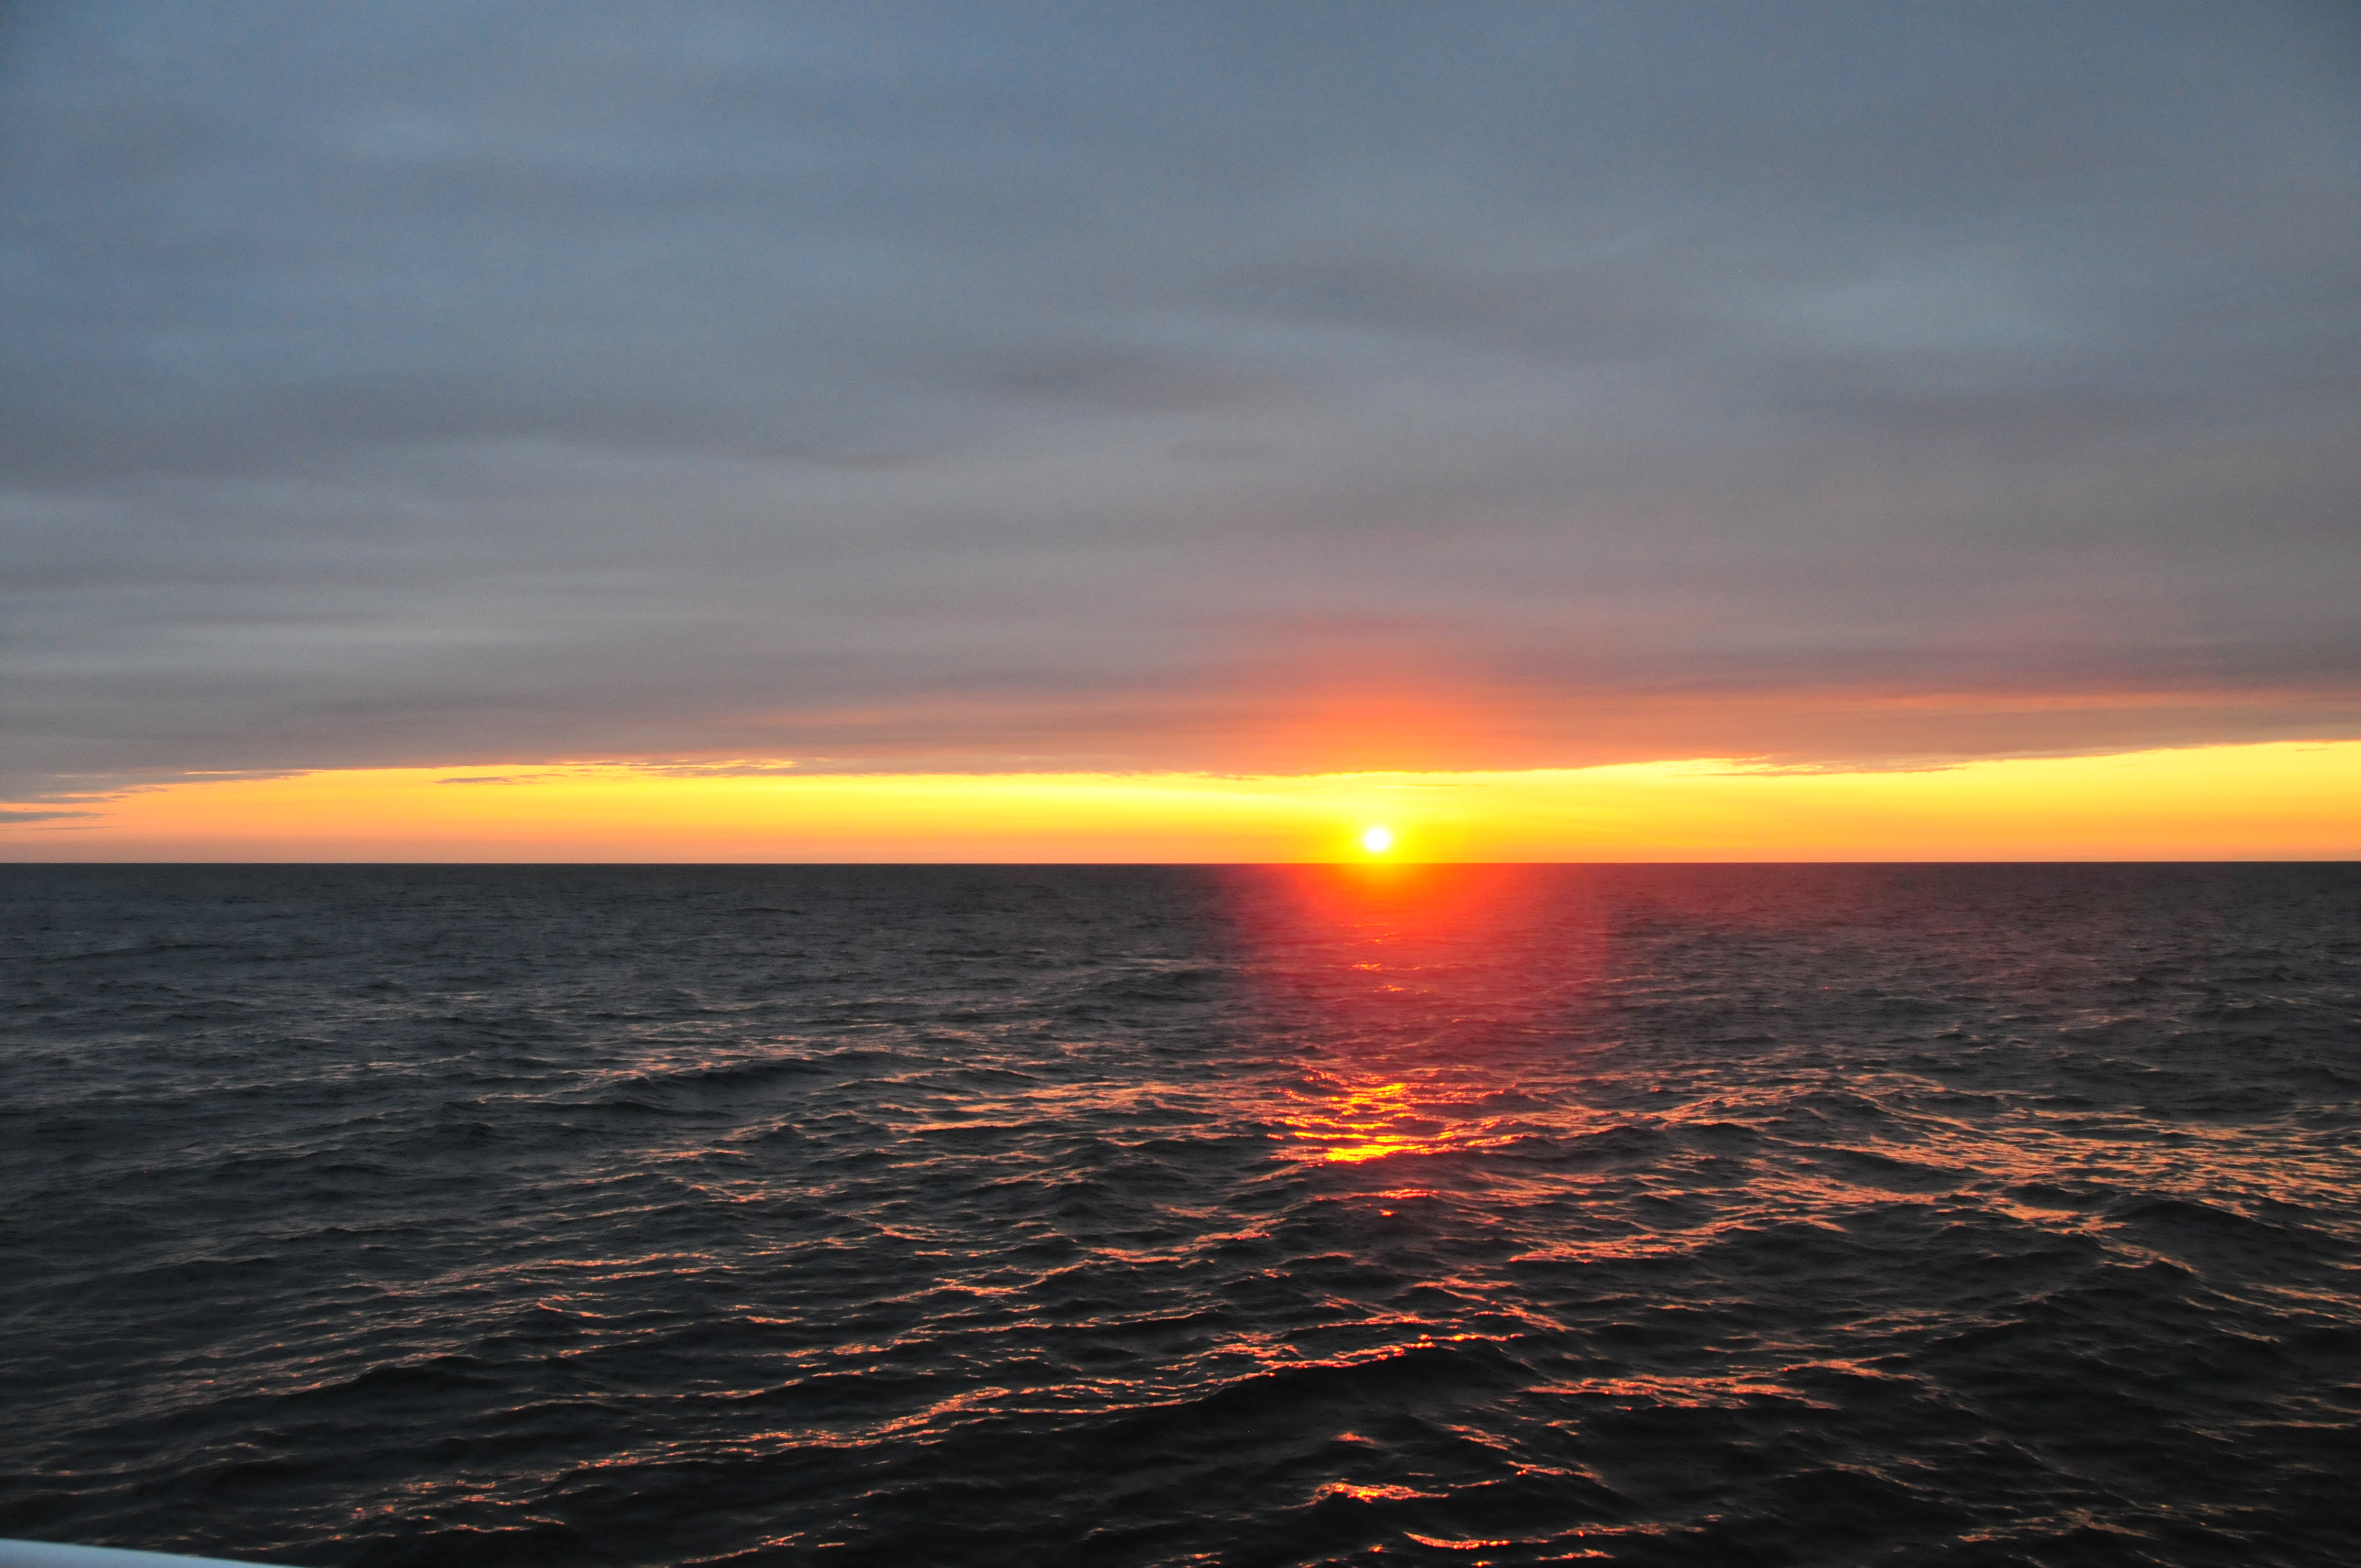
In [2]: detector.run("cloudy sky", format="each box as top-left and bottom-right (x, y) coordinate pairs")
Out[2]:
(6, 0), (2357, 803)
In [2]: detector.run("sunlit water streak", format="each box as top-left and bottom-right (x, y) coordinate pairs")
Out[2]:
(2, 864), (2357, 1566)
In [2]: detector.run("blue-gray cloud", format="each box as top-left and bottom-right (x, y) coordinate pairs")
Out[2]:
(3, 0), (2357, 795)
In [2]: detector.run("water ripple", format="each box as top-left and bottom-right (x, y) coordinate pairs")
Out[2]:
(3, 864), (2357, 1566)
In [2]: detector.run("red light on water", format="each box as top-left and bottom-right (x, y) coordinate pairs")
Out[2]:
(1225, 864), (1615, 1167)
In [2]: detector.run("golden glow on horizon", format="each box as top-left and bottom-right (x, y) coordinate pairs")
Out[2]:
(1361, 825), (1394, 854)
(2, 739), (2356, 861)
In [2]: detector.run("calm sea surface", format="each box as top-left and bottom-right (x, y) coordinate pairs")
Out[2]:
(3, 864), (2357, 1567)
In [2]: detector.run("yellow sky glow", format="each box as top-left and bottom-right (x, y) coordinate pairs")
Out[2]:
(6, 740), (2355, 861)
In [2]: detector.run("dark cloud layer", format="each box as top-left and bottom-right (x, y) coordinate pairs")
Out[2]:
(5, 1), (2358, 796)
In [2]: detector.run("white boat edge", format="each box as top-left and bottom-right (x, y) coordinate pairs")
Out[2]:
(0, 1544), (286, 1568)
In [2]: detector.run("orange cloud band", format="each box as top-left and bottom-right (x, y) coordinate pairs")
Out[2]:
(4, 741), (2356, 862)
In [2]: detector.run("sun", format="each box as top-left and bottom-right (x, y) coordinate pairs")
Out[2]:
(1359, 824), (1394, 854)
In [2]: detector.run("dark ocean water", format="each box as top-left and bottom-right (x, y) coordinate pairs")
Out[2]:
(3, 864), (2358, 1568)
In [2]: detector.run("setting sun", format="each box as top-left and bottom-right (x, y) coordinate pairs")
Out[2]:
(1360, 825), (1394, 854)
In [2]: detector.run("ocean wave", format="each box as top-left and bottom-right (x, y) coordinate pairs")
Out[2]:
(4, 863), (2357, 1566)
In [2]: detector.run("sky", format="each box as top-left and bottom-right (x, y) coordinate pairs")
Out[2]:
(4, 2), (2358, 857)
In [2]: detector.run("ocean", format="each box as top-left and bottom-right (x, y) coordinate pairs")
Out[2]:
(3, 864), (2357, 1566)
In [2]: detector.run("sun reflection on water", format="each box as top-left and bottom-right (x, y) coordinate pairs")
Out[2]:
(1279, 1073), (1539, 1163)
(1230, 864), (1616, 1166)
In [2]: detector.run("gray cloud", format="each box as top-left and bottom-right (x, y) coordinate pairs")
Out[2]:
(4, 0), (2358, 799)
